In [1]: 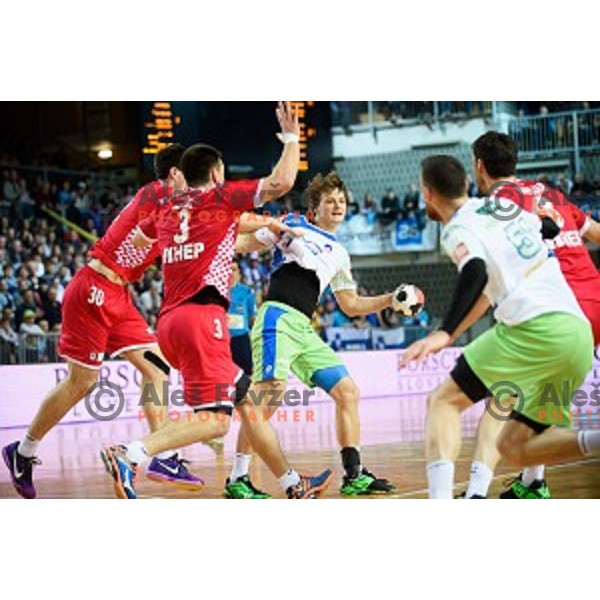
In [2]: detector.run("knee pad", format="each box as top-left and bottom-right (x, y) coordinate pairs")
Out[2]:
(143, 350), (171, 376)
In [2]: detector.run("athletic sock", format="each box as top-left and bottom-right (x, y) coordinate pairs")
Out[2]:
(522, 465), (545, 486)
(230, 453), (252, 482)
(466, 461), (493, 498)
(427, 460), (454, 499)
(577, 430), (600, 455)
(155, 450), (178, 460)
(278, 469), (301, 491)
(18, 434), (39, 458)
(341, 447), (362, 479)
(125, 441), (149, 465)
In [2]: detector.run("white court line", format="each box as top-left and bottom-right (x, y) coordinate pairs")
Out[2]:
(386, 457), (600, 499)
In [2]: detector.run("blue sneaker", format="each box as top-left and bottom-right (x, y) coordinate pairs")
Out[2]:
(100, 445), (139, 499)
(2, 441), (40, 499)
(287, 469), (334, 499)
(146, 454), (204, 491)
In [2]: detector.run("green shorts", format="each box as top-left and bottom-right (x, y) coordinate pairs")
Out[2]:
(464, 312), (593, 428)
(251, 301), (349, 392)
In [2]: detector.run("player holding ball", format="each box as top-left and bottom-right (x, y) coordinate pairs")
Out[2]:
(224, 171), (425, 498)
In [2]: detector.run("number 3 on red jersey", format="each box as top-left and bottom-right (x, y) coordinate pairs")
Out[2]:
(174, 208), (190, 244)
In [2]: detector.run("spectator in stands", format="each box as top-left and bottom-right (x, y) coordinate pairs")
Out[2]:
(332, 304), (351, 328)
(361, 194), (378, 225)
(330, 333), (343, 351)
(0, 314), (19, 363)
(36, 318), (51, 362)
(403, 183), (420, 214)
(3, 306), (16, 328)
(379, 307), (400, 329)
(346, 190), (360, 219)
(241, 252), (263, 291)
(16, 289), (41, 326)
(42, 287), (62, 331)
(379, 188), (401, 225)
(72, 181), (91, 224)
(555, 173), (572, 196)
(351, 314), (370, 329)
(26, 253), (45, 278)
(9, 239), (25, 270)
(320, 298), (337, 329)
(138, 280), (162, 320)
(19, 309), (46, 362)
(3, 262), (19, 296)
(0, 278), (14, 311)
(34, 181), (55, 215)
(3, 169), (19, 203)
(572, 172), (594, 198)
(17, 178), (35, 219)
(57, 180), (73, 211)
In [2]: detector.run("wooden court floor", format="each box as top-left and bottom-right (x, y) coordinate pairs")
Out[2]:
(1, 430), (599, 499)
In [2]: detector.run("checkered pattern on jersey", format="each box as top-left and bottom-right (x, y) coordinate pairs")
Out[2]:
(114, 228), (154, 269)
(204, 222), (237, 299)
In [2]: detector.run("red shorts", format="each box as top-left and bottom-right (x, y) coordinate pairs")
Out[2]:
(580, 298), (600, 346)
(58, 266), (157, 369)
(157, 303), (241, 410)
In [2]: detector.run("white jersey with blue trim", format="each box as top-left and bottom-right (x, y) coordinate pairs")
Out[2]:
(273, 214), (357, 296)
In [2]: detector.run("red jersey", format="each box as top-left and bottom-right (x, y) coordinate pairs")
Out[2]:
(89, 180), (170, 282)
(138, 179), (261, 316)
(496, 179), (599, 302)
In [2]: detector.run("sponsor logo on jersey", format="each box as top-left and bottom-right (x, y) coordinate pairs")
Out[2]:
(453, 242), (469, 264)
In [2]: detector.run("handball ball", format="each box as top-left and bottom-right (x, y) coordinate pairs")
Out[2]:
(393, 284), (425, 317)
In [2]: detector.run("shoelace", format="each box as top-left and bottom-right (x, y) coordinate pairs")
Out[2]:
(173, 454), (192, 470)
(244, 478), (267, 495)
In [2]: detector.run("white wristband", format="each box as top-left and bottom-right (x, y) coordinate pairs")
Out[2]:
(276, 132), (300, 144)
(255, 227), (279, 246)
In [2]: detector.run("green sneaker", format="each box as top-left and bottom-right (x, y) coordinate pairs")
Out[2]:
(223, 476), (271, 499)
(499, 475), (551, 499)
(340, 468), (395, 496)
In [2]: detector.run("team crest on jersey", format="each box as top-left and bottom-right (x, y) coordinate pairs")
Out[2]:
(453, 242), (469, 264)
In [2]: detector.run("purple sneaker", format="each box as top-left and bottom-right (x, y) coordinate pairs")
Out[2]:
(146, 454), (204, 491)
(2, 441), (40, 499)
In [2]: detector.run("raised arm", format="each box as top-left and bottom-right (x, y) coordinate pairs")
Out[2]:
(258, 101), (301, 205)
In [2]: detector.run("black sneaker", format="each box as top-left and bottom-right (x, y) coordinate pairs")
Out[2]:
(2, 441), (41, 499)
(340, 468), (396, 496)
(224, 476), (271, 499)
(499, 474), (551, 499)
